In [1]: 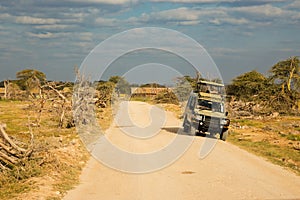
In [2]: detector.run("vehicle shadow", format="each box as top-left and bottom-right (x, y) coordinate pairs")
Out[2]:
(161, 127), (180, 134)
(161, 127), (215, 139)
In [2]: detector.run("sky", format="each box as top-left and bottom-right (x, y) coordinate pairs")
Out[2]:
(0, 0), (300, 84)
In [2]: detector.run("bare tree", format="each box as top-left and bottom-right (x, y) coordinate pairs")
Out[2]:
(3, 80), (8, 99)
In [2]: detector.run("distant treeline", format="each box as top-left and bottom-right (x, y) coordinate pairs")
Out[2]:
(226, 56), (300, 114)
(1, 56), (299, 114)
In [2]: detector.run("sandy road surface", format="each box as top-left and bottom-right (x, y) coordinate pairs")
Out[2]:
(64, 101), (300, 200)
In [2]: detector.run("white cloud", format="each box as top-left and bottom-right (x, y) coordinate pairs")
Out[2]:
(227, 4), (300, 23)
(154, 7), (201, 21)
(128, 7), (227, 25)
(27, 32), (55, 39)
(71, 42), (93, 49)
(0, 13), (11, 20)
(128, 7), (254, 26)
(177, 20), (200, 25)
(78, 32), (93, 41)
(61, 11), (92, 23)
(34, 24), (76, 30)
(159, 7), (227, 21)
(231, 4), (285, 18)
(27, 32), (71, 39)
(210, 17), (249, 25)
(0, 13), (17, 25)
(15, 16), (60, 25)
(286, 1), (300, 9)
(95, 17), (119, 26)
(65, 0), (137, 5)
(131, 4), (300, 27)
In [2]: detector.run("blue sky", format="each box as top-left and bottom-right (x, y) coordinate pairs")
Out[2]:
(0, 0), (300, 84)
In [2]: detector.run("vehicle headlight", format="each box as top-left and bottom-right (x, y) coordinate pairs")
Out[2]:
(221, 119), (230, 125)
(221, 119), (227, 125)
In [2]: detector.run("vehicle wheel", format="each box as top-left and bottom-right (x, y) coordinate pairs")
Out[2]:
(183, 118), (191, 133)
(190, 126), (196, 136)
(220, 130), (228, 141)
(209, 132), (216, 138)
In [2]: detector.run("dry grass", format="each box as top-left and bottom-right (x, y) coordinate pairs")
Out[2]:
(228, 116), (300, 175)
(157, 103), (184, 119)
(0, 100), (89, 199)
(96, 107), (113, 131)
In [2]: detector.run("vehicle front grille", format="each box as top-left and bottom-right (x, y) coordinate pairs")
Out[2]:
(205, 116), (220, 128)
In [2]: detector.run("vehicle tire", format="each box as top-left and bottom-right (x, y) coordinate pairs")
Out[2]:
(190, 126), (196, 136)
(209, 132), (216, 138)
(183, 121), (191, 133)
(220, 130), (228, 141)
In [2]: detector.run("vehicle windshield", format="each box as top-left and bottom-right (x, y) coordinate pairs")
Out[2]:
(198, 99), (224, 113)
(198, 83), (225, 95)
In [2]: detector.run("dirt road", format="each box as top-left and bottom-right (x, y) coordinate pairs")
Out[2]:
(64, 101), (300, 200)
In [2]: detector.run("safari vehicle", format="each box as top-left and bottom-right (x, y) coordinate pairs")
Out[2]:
(182, 80), (230, 141)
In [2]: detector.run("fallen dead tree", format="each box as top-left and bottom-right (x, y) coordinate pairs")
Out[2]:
(41, 83), (72, 128)
(26, 81), (74, 128)
(0, 123), (33, 170)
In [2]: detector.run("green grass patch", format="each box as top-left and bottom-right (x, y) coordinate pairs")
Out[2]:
(286, 134), (300, 141)
(231, 119), (264, 128)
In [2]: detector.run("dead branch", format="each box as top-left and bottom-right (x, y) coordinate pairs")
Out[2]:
(40, 84), (72, 127)
(41, 84), (68, 102)
(0, 141), (18, 156)
(0, 124), (27, 153)
(3, 80), (8, 99)
(0, 123), (33, 169)
(0, 151), (18, 164)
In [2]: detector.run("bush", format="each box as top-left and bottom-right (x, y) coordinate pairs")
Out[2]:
(154, 91), (179, 105)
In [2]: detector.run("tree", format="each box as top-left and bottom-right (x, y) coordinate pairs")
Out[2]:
(16, 69), (46, 97)
(3, 81), (21, 100)
(227, 70), (268, 101)
(140, 83), (165, 88)
(96, 81), (115, 108)
(173, 76), (194, 102)
(268, 56), (300, 112)
(154, 90), (179, 105)
(108, 76), (121, 84)
(270, 56), (300, 93)
(108, 76), (130, 95)
(183, 75), (197, 90)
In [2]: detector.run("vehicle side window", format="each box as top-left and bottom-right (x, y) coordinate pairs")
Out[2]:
(189, 96), (196, 109)
(187, 96), (192, 108)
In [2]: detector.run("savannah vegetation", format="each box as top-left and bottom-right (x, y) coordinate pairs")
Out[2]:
(226, 56), (300, 175)
(227, 56), (300, 115)
(0, 56), (299, 199)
